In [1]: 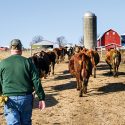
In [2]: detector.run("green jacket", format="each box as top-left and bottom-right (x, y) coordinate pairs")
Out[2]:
(0, 54), (45, 100)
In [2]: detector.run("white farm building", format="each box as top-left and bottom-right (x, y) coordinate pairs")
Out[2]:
(32, 40), (54, 50)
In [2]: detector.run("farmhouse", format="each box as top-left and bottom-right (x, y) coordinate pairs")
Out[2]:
(97, 29), (121, 50)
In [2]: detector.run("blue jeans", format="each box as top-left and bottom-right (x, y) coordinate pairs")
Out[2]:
(4, 94), (33, 125)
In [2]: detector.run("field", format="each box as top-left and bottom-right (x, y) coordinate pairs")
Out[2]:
(0, 50), (125, 125)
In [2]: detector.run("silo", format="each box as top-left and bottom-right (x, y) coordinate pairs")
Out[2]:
(83, 11), (97, 50)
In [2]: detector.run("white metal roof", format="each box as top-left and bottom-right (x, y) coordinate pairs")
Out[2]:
(33, 40), (54, 45)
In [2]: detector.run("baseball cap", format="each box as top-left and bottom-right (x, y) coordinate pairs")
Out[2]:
(10, 39), (22, 50)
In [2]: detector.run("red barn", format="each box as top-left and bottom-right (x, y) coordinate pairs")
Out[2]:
(97, 29), (121, 50)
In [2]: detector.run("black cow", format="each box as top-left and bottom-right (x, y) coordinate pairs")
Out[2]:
(46, 51), (57, 75)
(30, 52), (49, 79)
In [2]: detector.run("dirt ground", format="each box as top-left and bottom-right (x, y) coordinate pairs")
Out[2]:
(0, 55), (125, 125)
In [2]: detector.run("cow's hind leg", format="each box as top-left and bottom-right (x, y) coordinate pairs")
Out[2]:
(113, 65), (117, 77)
(79, 79), (88, 97)
(93, 66), (96, 78)
(51, 62), (55, 75)
(77, 80), (81, 91)
(109, 65), (112, 75)
(76, 75), (81, 90)
(116, 66), (119, 77)
(83, 79), (88, 94)
(79, 89), (83, 97)
(106, 61), (112, 75)
(114, 66), (119, 77)
(79, 81), (83, 97)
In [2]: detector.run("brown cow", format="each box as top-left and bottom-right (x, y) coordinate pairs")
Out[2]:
(105, 49), (121, 77)
(53, 47), (67, 63)
(69, 52), (92, 97)
(73, 45), (83, 54)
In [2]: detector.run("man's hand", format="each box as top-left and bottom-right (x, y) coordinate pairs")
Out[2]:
(39, 100), (45, 110)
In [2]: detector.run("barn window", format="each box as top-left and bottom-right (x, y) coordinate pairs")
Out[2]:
(113, 32), (115, 35)
(107, 32), (109, 35)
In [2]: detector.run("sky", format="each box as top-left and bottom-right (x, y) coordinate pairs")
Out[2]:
(0, 0), (125, 48)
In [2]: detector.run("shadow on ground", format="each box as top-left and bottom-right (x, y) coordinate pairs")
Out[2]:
(63, 70), (69, 74)
(87, 82), (125, 97)
(33, 93), (58, 109)
(97, 82), (125, 94)
(33, 81), (77, 109)
(101, 72), (113, 77)
(97, 63), (109, 71)
(118, 72), (125, 76)
(52, 81), (76, 91)
(54, 74), (73, 80)
(102, 71), (125, 77)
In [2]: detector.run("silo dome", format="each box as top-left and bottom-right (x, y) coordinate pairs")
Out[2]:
(84, 11), (95, 17)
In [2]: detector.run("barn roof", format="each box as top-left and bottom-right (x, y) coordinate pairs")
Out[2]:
(98, 29), (120, 39)
(33, 40), (54, 45)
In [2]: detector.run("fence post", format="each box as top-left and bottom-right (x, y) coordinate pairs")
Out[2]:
(30, 45), (32, 56)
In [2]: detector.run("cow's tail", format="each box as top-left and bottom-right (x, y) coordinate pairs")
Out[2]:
(80, 60), (88, 95)
(79, 60), (85, 97)
(112, 52), (121, 77)
(114, 57), (118, 65)
(113, 53), (120, 66)
(80, 55), (92, 81)
(80, 60), (86, 81)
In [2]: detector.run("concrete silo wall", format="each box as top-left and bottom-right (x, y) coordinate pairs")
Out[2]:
(84, 12), (97, 50)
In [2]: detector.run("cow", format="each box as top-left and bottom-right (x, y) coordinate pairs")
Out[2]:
(105, 49), (121, 77)
(39, 51), (51, 77)
(69, 51), (92, 97)
(67, 47), (74, 60)
(53, 47), (67, 63)
(73, 45), (83, 54)
(46, 51), (57, 75)
(53, 48), (61, 63)
(29, 52), (50, 79)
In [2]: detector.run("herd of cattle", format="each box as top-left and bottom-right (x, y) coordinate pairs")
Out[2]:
(29, 46), (122, 97)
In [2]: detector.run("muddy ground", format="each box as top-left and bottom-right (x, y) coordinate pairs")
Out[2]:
(0, 56), (125, 125)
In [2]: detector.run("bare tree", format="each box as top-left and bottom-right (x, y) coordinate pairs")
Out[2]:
(30, 35), (44, 45)
(79, 36), (84, 46)
(56, 36), (67, 47)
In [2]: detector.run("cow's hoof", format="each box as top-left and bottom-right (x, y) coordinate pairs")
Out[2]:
(114, 75), (118, 78)
(77, 88), (80, 91)
(84, 91), (87, 94)
(79, 94), (82, 97)
(79, 93), (83, 97)
(83, 87), (87, 94)
(79, 90), (83, 97)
